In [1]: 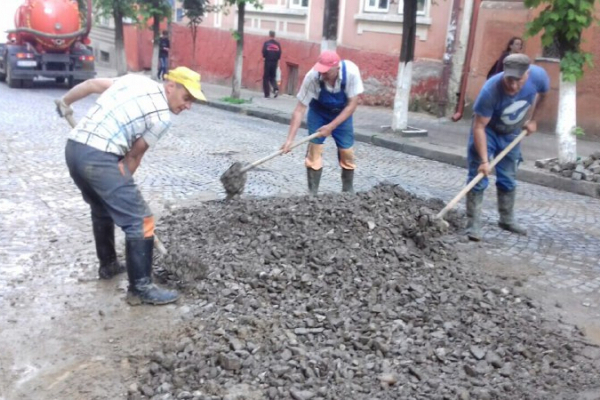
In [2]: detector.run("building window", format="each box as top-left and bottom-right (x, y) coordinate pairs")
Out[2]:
(398, 0), (428, 16)
(364, 0), (389, 12)
(290, 0), (308, 9)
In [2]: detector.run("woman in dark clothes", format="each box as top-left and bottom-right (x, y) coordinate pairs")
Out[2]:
(487, 37), (523, 79)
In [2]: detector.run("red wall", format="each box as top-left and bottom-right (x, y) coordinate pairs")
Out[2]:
(167, 24), (441, 107)
(123, 20), (167, 71)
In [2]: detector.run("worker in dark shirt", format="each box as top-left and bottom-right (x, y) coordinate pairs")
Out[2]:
(262, 30), (282, 98)
(157, 30), (170, 81)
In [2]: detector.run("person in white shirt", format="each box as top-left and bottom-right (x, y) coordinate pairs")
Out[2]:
(281, 50), (364, 195)
(56, 67), (206, 306)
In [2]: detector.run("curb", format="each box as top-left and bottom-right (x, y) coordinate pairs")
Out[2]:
(203, 100), (600, 199)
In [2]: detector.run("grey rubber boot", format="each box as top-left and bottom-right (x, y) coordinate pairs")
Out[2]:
(341, 168), (354, 193)
(497, 189), (527, 235)
(465, 190), (484, 241)
(125, 238), (179, 306)
(307, 168), (323, 196)
(92, 219), (125, 279)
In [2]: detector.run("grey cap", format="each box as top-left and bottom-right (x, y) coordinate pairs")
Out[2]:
(503, 54), (531, 79)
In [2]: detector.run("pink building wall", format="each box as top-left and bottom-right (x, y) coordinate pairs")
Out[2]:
(465, 1), (600, 138)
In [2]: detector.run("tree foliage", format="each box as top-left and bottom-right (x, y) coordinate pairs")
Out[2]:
(92, 0), (138, 21)
(524, 0), (597, 81)
(138, 0), (172, 31)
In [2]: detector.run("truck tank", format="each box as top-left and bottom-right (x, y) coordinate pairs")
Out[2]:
(0, 0), (96, 88)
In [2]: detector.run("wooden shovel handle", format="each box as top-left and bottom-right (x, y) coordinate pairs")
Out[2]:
(240, 131), (322, 173)
(435, 129), (528, 220)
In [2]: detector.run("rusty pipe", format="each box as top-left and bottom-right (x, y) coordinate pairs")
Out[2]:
(452, 0), (482, 122)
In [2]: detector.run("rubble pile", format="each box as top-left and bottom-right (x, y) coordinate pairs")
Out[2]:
(130, 185), (599, 400)
(536, 152), (600, 181)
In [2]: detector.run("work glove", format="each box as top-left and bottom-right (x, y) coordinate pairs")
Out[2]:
(55, 97), (74, 118)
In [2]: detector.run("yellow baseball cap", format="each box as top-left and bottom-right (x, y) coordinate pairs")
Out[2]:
(164, 66), (207, 101)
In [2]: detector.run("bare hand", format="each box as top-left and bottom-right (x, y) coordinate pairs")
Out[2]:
(477, 162), (492, 176)
(317, 124), (334, 138)
(281, 140), (293, 154)
(523, 120), (537, 136)
(55, 98), (73, 118)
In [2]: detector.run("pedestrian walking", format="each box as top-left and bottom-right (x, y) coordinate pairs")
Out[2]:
(281, 50), (364, 195)
(55, 67), (206, 305)
(466, 54), (549, 241)
(486, 37), (523, 79)
(262, 30), (281, 98)
(157, 30), (170, 80)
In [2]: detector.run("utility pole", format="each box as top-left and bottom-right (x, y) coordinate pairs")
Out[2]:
(321, 0), (339, 51)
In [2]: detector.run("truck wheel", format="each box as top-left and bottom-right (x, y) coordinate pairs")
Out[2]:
(68, 77), (83, 88)
(0, 53), (6, 82)
(6, 63), (22, 89)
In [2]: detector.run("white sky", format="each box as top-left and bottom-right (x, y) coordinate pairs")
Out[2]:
(1, 0), (24, 42)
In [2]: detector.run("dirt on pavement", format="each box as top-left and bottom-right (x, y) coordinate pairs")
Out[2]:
(2, 185), (600, 400)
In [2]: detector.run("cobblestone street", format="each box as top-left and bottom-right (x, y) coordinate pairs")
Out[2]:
(2, 80), (600, 398)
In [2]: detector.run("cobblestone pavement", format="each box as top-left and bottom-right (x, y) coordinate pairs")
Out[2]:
(3, 80), (600, 300)
(1, 80), (600, 395)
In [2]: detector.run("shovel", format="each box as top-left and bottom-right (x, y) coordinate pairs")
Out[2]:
(55, 99), (168, 256)
(220, 131), (322, 198)
(434, 129), (528, 228)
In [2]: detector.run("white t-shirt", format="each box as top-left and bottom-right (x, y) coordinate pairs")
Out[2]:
(296, 60), (364, 106)
(70, 74), (171, 156)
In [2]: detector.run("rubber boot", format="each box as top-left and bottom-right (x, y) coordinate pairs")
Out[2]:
(465, 190), (484, 241)
(307, 168), (323, 196)
(125, 238), (179, 306)
(341, 168), (354, 193)
(92, 220), (125, 279)
(497, 189), (527, 235)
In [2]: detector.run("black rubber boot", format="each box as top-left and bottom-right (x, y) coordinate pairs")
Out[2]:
(125, 238), (179, 306)
(497, 189), (527, 235)
(341, 168), (354, 193)
(465, 190), (484, 241)
(92, 219), (125, 279)
(307, 168), (323, 196)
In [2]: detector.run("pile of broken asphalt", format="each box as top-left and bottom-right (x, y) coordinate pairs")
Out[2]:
(129, 184), (600, 400)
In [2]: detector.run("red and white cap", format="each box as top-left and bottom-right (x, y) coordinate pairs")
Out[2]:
(313, 50), (341, 73)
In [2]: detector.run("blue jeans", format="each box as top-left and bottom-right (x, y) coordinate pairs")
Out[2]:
(65, 140), (153, 239)
(307, 105), (354, 149)
(467, 130), (522, 192)
(158, 56), (168, 78)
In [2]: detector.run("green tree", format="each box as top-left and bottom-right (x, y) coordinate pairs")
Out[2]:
(182, 0), (214, 70)
(223, 0), (262, 99)
(138, 0), (172, 80)
(93, 0), (138, 76)
(524, 0), (597, 163)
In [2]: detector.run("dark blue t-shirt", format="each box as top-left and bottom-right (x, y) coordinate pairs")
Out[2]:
(474, 65), (550, 135)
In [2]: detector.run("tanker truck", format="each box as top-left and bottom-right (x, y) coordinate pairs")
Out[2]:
(0, 0), (95, 88)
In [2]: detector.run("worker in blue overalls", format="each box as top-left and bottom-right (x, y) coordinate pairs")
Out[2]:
(281, 50), (364, 195)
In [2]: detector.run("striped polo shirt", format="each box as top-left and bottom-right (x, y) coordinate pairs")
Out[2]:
(69, 74), (171, 156)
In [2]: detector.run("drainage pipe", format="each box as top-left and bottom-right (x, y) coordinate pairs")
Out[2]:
(452, 0), (482, 122)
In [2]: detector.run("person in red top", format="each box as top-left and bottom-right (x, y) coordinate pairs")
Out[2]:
(262, 30), (282, 98)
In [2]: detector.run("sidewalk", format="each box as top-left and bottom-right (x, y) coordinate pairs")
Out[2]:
(95, 66), (600, 198)
(199, 81), (600, 199)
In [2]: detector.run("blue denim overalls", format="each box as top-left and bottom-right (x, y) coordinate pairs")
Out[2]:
(307, 61), (354, 149)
